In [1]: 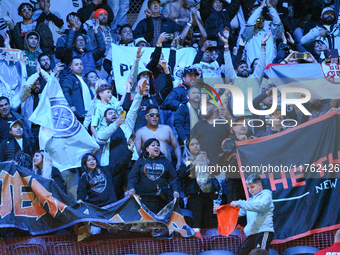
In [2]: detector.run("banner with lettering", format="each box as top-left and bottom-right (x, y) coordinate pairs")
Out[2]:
(0, 48), (27, 109)
(111, 44), (197, 95)
(236, 110), (340, 244)
(0, 162), (195, 238)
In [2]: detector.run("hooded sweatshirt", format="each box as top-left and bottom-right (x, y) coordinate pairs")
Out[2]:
(24, 31), (43, 77)
(236, 189), (274, 237)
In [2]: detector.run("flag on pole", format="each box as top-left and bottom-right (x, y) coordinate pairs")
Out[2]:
(29, 76), (99, 171)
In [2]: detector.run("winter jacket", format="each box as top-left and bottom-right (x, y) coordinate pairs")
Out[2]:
(127, 155), (179, 197)
(133, 16), (180, 47)
(60, 73), (94, 119)
(301, 23), (340, 49)
(162, 84), (189, 111)
(64, 31), (105, 77)
(236, 189), (274, 237)
(0, 135), (33, 162)
(11, 21), (54, 53)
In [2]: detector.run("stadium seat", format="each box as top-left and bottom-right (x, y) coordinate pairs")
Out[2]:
(269, 248), (279, 255)
(198, 251), (235, 255)
(7, 238), (46, 255)
(282, 246), (320, 255)
(159, 253), (190, 255)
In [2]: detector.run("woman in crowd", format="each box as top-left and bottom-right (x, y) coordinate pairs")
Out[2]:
(32, 150), (66, 192)
(179, 137), (219, 228)
(126, 138), (179, 214)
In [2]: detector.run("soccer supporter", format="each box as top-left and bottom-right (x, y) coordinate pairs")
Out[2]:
(241, 0), (283, 66)
(179, 137), (219, 228)
(133, 0), (180, 47)
(126, 138), (180, 214)
(32, 150), (66, 192)
(23, 31), (43, 77)
(3, 2), (54, 53)
(32, 0), (64, 44)
(135, 105), (182, 170)
(191, 97), (229, 165)
(61, 57), (94, 124)
(301, 6), (339, 49)
(174, 86), (202, 145)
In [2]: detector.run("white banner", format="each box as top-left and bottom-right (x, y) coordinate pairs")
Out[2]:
(111, 44), (197, 95)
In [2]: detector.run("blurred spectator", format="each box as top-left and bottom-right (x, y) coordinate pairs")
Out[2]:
(134, 0), (180, 47)
(19, 62), (50, 150)
(179, 137), (219, 227)
(174, 86), (202, 145)
(77, 0), (114, 25)
(191, 97), (229, 165)
(0, 97), (32, 146)
(109, 0), (130, 29)
(204, 0), (241, 43)
(161, 0), (191, 28)
(32, 0), (64, 43)
(0, 120), (33, 165)
(162, 67), (199, 111)
(61, 57), (94, 123)
(4, 2), (54, 53)
(126, 138), (180, 214)
(87, 9), (117, 79)
(64, 20), (105, 78)
(32, 150), (66, 192)
(301, 6), (339, 49)
(23, 31), (43, 77)
(220, 27), (269, 117)
(241, 0), (283, 66)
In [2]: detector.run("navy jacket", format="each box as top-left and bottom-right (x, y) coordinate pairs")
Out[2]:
(61, 73), (94, 119)
(162, 84), (189, 111)
(133, 16), (180, 47)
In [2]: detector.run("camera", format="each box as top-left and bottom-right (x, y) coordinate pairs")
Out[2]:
(295, 52), (307, 60)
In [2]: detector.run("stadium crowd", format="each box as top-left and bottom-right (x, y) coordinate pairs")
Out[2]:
(0, 0), (340, 250)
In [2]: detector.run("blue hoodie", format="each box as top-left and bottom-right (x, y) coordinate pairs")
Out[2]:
(236, 189), (274, 236)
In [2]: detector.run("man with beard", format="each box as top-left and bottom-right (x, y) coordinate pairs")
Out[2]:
(3, 2), (53, 54)
(38, 53), (64, 83)
(19, 62), (50, 150)
(87, 9), (117, 78)
(174, 86), (202, 145)
(219, 27), (270, 117)
(299, 98), (337, 124)
(241, 0), (283, 66)
(135, 105), (182, 170)
(301, 6), (339, 49)
(191, 98), (229, 165)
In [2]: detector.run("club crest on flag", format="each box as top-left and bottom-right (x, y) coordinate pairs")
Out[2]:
(321, 62), (340, 84)
(50, 97), (80, 138)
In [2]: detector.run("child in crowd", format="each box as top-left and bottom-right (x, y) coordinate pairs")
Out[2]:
(90, 84), (122, 138)
(230, 174), (274, 254)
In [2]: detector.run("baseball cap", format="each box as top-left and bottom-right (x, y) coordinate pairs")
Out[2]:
(183, 67), (199, 77)
(321, 6), (335, 16)
(148, 0), (160, 8)
(9, 119), (23, 130)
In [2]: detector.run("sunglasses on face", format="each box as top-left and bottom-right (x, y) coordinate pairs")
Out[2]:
(22, 8), (32, 13)
(257, 18), (264, 22)
(147, 113), (159, 117)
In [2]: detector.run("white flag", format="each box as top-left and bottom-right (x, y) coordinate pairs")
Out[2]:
(29, 76), (99, 171)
